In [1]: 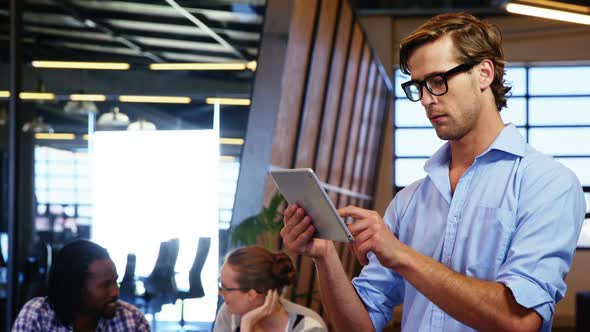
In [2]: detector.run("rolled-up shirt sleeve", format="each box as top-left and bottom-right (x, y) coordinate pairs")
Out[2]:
(496, 160), (586, 329)
(352, 199), (407, 331)
(353, 253), (405, 331)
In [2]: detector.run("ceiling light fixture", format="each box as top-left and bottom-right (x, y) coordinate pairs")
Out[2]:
(19, 92), (56, 101)
(70, 94), (107, 102)
(505, 0), (590, 25)
(0, 91), (10, 98)
(119, 95), (191, 104)
(205, 97), (251, 106)
(246, 60), (257, 71)
(127, 118), (157, 131)
(220, 138), (244, 145)
(32, 61), (131, 70)
(22, 116), (54, 133)
(97, 106), (130, 127)
(34, 133), (76, 140)
(64, 99), (99, 115)
(149, 61), (257, 71)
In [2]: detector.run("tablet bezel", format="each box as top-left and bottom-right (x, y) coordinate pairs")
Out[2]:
(269, 168), (353, 242)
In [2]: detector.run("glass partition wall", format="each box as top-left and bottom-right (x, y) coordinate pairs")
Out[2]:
(1, 0), (264, 329)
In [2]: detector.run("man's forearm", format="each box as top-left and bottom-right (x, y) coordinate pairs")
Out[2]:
(395, 243), (541, 332)
(313, 243), (375, 332)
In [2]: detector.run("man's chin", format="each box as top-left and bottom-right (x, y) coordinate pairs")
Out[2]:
(102, 302), (118, 319)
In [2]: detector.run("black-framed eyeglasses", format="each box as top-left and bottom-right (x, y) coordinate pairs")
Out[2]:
(401, 62), (478, 102)
(218, 279), (249, 293)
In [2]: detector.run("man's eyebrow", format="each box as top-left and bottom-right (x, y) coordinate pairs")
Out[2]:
(411, 69), (446, 81)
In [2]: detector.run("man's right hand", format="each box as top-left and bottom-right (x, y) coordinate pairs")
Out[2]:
(280, 204), (330, 259)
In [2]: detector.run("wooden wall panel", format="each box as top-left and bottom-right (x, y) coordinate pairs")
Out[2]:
(291, 0), (340, 308)
(338, 43), (370, 276)
(351, 63), (377, 206)
(242, 0), (394, 324)
(328, 24), (363, 192)
(270, 0), (319, 170)
(361, 80), (387, 207)
(295, 0), (339, 170)
(315, 0), (352, 182)
(340, 43), (370, 204)
(323, 22), (363, 296)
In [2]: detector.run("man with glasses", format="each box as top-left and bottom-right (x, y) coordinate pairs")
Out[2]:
(280, 12), (585, 332)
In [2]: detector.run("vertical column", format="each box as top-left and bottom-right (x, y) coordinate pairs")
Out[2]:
(7, 0), (23, 329)
(231, 0), (294, 233)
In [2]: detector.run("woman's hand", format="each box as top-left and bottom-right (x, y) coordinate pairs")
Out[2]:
(240, 289), (281, 332)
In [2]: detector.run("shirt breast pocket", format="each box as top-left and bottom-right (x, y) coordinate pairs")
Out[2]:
(462, 206), (515, 280)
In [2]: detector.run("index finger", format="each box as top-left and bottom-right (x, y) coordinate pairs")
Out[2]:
(338, 205), (372, 219)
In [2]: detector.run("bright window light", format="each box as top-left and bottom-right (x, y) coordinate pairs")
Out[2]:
(578, 219), (590, 248)
(506, 3), (590, 26)
(91, 130), (219, 322)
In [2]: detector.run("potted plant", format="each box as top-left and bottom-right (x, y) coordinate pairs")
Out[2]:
(230, 192), (285, 250)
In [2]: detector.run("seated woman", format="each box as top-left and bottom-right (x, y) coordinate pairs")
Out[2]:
(214, 246), (327, 332)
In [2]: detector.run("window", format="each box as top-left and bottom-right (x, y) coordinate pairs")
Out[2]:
(393, 65), (590, 248)
(34, 146), (92, 242)
(34, 147), (239, 234)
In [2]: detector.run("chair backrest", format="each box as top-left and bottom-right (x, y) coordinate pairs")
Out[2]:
(19, 242), (52, 307)
(148, 241), (170, 278)
(166, 238), (180, 275)
(0, 233), (6, 268)
(187, 237), (211, 297)
(0, 253), (5, 269)
(119, 253), (136, 302)
(145, 239), (180, 312)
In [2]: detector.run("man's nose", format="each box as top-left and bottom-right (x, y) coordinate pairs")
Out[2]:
(111, 284), (120, 298)
(420, 86), (436, 107)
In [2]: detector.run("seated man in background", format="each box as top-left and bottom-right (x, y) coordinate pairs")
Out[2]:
(214, 246), (327, 332)
(13, 240), (150, 331)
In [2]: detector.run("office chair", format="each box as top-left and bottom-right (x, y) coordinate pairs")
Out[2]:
(0, 239), (5, 268)
(119, 253), (138, 303)
(144, 239), (180, 316)
(19, 242), (52, 306)
(177, 237), (211, 329)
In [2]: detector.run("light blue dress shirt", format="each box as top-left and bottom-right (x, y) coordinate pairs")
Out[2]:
(352, 124), (586, 332)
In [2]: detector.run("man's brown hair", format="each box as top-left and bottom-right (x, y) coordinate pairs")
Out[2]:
(399, 12), (511, 110)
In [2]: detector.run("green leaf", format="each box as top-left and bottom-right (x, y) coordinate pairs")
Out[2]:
(230, 215), (261, 246)
(229, 192), (285, 249)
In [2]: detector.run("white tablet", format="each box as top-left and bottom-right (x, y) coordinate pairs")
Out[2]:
(269, 168), (353, 242)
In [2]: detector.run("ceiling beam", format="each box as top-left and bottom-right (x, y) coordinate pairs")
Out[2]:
(24, 23), (261, 48)
(164, 0), (248, 60)
(49, 0), (166, 62)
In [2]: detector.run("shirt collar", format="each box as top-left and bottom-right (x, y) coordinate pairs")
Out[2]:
(425, 123), (525, 173)
(483, 123), (526, 158)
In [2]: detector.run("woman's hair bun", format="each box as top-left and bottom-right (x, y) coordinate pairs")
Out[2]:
(271, 252), (296, 287)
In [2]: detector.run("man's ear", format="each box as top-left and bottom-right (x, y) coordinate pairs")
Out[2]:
(478, 59), (494, 90)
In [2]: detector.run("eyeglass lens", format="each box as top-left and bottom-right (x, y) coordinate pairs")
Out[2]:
(404, 74), (449, 101)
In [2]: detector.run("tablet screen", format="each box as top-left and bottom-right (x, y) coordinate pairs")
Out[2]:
(270, 168), (353, 242)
